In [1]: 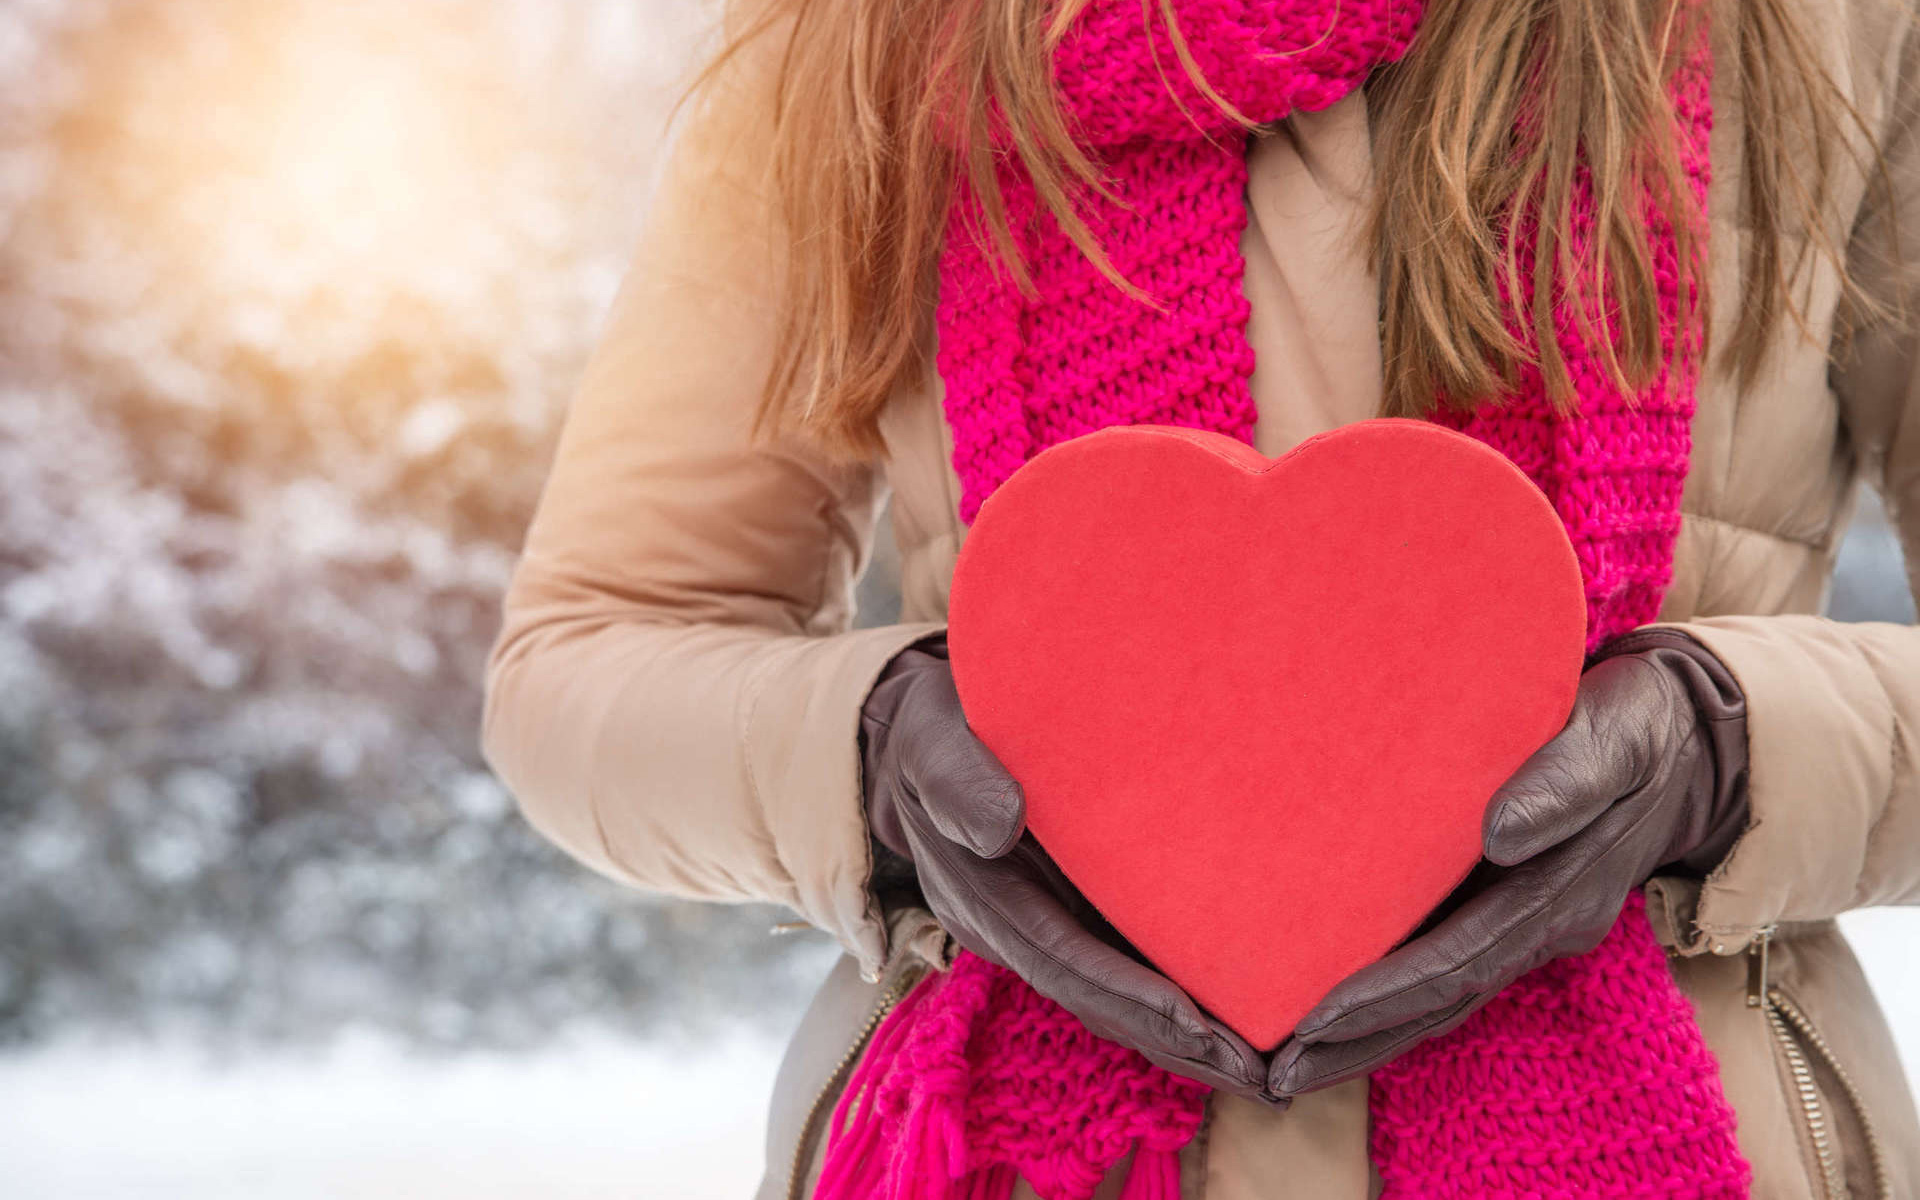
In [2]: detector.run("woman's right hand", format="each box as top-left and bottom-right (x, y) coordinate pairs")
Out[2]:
(860, 637), (1269, 1097)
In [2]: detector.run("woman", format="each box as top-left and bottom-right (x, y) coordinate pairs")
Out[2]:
(484, 0), (1920, 1195)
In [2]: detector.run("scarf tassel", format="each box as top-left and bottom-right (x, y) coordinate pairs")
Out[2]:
(816, 979), (1021, 1200)
(1118, 1148), (1182, 1200)
(813, 968), (1184, 1200)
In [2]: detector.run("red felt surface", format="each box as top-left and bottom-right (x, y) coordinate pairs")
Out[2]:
(947, 420), (1586, 1050)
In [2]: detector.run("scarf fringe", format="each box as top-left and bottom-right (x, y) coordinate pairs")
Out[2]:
(1118, 1149), (1181, 1200)
(812, 960), (1198, 1200)
(814, 977), (934, 1199)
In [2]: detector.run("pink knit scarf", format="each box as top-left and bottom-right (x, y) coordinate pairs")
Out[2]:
(818, 2), (1752, 1196)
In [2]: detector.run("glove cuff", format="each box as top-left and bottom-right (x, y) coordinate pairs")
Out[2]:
(1592, 628), (1750, 873)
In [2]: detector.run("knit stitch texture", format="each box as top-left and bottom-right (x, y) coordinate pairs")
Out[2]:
(815, 952), (1207, 1200)
(817, 2), (1751, 1196)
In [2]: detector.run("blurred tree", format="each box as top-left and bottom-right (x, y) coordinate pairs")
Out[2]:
(0, 0), (850, 1050)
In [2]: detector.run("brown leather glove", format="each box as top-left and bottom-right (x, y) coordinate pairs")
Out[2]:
(1266, 628), (1750, 1098)
(861, 635), (1270, 1096)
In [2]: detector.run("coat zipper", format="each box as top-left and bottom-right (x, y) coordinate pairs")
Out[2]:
(1747, 930), (1891, 1200)
(786, 964), (926, 1200)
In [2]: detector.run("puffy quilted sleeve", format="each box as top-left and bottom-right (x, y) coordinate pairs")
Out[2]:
(480, 18), (941, 976)
(1648, 16), (1920, 951)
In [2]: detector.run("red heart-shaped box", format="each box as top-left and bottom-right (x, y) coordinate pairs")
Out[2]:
(947, 419), (1586, 1050)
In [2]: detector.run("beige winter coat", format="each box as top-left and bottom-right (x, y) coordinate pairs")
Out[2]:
(483, 2), (1920, 1195)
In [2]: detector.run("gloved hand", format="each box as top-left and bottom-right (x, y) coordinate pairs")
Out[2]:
(1266, 628), (1750, 1098)
(861, 635), (1270, 1096)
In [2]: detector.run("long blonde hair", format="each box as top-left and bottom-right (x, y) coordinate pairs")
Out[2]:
(706, 0), (1887, 454)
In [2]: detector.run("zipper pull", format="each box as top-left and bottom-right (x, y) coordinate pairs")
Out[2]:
(1745, 926), (1775, 1008)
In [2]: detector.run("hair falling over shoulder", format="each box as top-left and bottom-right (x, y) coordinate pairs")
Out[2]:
(698, 0), (1895, 455)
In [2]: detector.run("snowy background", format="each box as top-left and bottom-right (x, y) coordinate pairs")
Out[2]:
(0, 2), (1913, 1197)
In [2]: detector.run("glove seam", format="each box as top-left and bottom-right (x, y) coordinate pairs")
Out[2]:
(926, 840), (1243, 1078)
(1279, 993), (1479, 1094)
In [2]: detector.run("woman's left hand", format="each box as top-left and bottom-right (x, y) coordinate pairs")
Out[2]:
(1265, 629), (1751, 1100)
